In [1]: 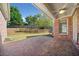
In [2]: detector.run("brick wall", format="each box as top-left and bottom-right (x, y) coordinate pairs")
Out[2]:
(53, 16), (73, 40)
(0, 10), (7, 55)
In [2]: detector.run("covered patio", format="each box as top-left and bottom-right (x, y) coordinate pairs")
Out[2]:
(0, 3), (79, 56)
(34, 3), (79, 48)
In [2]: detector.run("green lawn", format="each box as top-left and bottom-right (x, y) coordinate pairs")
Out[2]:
(5, 32), (49, 43)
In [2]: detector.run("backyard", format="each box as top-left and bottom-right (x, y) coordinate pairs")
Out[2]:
(6, 3), (53, 43)
(5, 32), (49, 43)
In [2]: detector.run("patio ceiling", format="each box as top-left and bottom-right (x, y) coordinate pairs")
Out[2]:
(34, 3), (78, 19)
(0, 3), (78, 20)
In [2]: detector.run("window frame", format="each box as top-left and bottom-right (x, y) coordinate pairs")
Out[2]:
(59, 18), (68, 35)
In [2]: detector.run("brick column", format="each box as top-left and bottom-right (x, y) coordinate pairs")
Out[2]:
(53, 16), (73, 40)
(0, 10), (7, 55)
(0, 11), (7, 43)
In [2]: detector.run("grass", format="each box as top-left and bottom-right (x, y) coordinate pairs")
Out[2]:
(5, 32), (49, 43)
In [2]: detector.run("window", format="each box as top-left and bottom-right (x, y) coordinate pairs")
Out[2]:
(59, 18), (68, 34)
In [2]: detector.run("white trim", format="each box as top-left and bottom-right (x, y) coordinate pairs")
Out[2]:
(52, 19), (54, 33)
(72, 10), (77, 44)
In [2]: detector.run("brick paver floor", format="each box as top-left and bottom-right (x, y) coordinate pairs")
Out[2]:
(1, 36), (79, 56)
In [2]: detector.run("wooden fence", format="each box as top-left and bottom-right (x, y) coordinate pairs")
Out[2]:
(7, 28), (49, 35)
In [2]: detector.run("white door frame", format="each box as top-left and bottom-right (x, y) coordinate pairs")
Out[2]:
(73, 10), (77, 44)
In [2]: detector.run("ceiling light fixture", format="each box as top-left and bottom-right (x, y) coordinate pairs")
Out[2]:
(59, 9), (66, 14)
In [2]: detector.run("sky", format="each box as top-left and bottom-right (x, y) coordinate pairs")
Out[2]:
(10, 3), (42, 22)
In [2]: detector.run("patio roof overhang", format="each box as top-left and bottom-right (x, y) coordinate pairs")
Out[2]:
(0, 3), (78, 21)
(33, 3), (54, 19)
(0, 3), (10, 21)
(33, 3), (78, 19)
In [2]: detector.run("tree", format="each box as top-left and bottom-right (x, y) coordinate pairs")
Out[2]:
(8, 6), (23, 27)
(25, 16), (34, 25)
(35, 14), (53, 29)
(25, 14), (41, 25)
(25, 14), (53, 29)
(35, 18), (53, 29)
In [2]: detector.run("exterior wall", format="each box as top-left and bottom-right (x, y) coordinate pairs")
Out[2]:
(53, 16), (73, 40)
(0, 10), (7, 44)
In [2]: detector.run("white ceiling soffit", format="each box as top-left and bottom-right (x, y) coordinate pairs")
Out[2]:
(45, 3), (77, 19)
(0, 3), (10, 21)
(33, 3), (54, 19)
